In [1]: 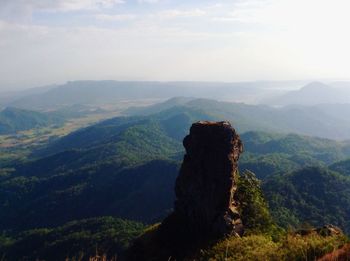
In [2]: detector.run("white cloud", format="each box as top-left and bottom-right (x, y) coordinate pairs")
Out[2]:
(3, 0), (125, 11)
(2, 0), (350, 90)
(159, 9), (207, 19)
(0, 0), (125, 22)
(138, 0), (161, 4)
(0, 19), (229, 89)
(95, 13), (136, 21)
(57, 0), (125, 10)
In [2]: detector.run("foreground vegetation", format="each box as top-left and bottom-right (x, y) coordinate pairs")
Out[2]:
(199, 233), (347, 261)
(127, 171), (349, 261)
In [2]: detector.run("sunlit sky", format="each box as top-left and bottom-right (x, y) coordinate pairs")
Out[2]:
(1, 0), (350, 90)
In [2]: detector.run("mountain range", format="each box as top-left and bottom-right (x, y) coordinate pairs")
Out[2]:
(2, 83), (350, 259)
(2, 104), (350, 235)
(0, 80), (307, 110)
(2, 80), (350, 111)
(125, 97), (350, 140)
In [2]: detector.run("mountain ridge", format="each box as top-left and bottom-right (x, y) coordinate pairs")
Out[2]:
(266, 81), (350, 106)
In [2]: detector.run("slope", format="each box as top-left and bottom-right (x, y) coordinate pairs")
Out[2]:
(2, 107), (350, 234)
(265, 81), (350, 106)
(0, 217), (145, 261)
(263, 166), (350, 233)
(0, 107), (63, 135)
(125, 97), (350, 140)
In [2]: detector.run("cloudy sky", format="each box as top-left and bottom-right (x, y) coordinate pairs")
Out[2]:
(1, 0), (350, 90)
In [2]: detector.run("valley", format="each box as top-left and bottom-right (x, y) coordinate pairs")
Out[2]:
(3, 1), (350, 258)
(1, 82), (350, 259)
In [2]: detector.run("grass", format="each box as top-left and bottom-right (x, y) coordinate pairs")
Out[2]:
(126, 221), (349, 261)
(198, 232), (348, 261)
(318, 243), (350, 261)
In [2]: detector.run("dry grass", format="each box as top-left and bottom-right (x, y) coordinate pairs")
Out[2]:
(318, 243), (350, 261)
(199, 233), (348, 261)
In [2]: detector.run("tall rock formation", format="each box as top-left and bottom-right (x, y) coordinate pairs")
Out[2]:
(127, 121), (244, 260)
(171, 121), (244, 239)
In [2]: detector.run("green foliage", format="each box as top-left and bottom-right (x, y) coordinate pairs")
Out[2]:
(0, 107), (64, 134)
(0, 113), (189, 231)
(2, 107), (350, 235)
(239, 153), (300, 179)
(2, 105), (350, 260)
(263, 166), (350, 233)
(329, 158), (350, 176)
(239, 131), (350, 179)
(127, 171), (285, 261)
(129, 223), (347, 261)
(0, 160), (179, 231)
(235, 171), (280, 236)
(0, 217), (145, 261)
(199, 233), (347, 261)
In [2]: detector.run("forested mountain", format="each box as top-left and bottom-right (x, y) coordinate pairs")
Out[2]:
(3, 0), (350, 257)
(2, 105), (350, 233)
(239, 131), (350, 179)
(264, 167), (350, 233)
(123, 97), (350, 140)
(0, 107), (63, 135)
(0, 109), (200, 231)
(2, 98), (350, 259)
(6, 85), (350, 139)
(0, 105), (101, 135)
(329, 159), (350, 176)
(0, 217), (145, 261)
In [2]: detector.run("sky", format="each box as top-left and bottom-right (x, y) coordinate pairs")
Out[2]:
(1, 0), (350, 90)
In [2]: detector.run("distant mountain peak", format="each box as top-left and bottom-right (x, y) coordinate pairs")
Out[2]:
(299, 81), (332, 92)
(267, 81), (350, 106)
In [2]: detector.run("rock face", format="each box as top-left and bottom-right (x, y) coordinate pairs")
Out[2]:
(296, 224), (343, 237)
(172, 121), (244, 238)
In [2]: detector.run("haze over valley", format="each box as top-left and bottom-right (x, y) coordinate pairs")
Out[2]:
(3, 0), (350, 260)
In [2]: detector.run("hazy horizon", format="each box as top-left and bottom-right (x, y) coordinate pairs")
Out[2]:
(2, 0), (350, 90)
(0, 79), (338, 94)
(3, 2), (350, 259)
(0, 79), (316, 93)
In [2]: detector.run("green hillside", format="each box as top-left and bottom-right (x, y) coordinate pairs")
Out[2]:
(0, 159), (179, 231)
(0, 110), (201, 232)
(0, 107), (63, 134)
(125, 98), (350, 140)
(3, 107), (350, 233)
(329, 159), (350, 176)
(263, 166), (350, 232)
(1, 104), (350, 259)
(0, 217), (145, 261)
(240, 131), (350, 179)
